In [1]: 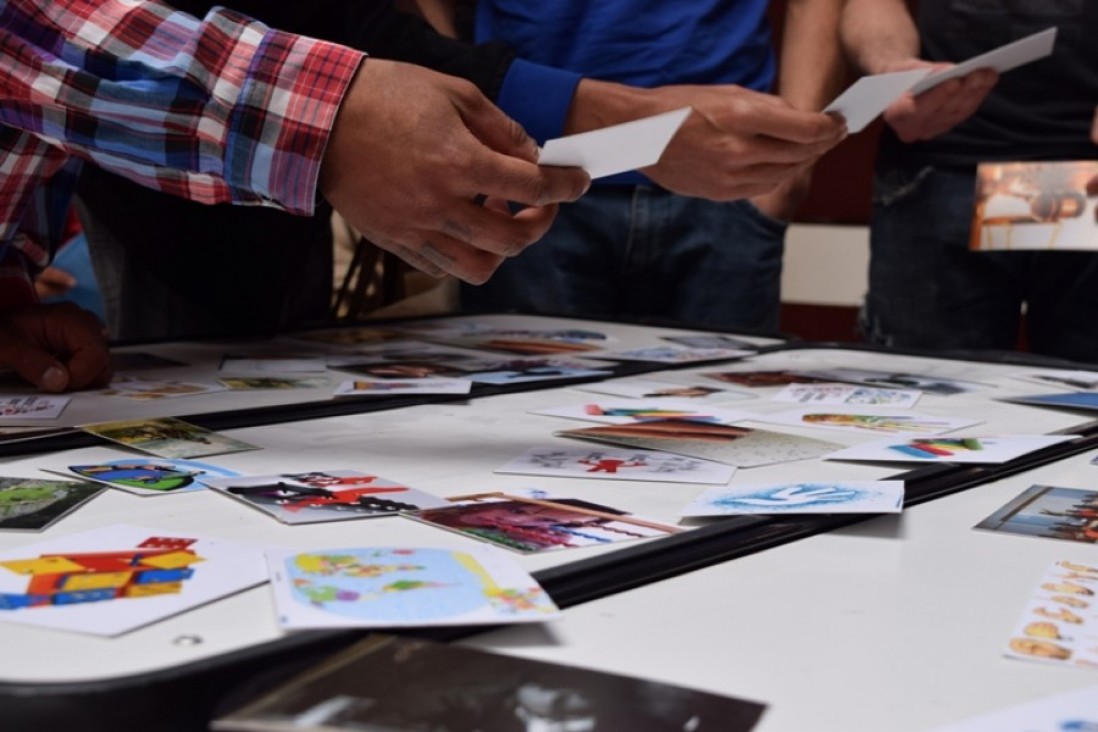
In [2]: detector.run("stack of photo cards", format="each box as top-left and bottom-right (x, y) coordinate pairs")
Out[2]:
(0, 476), (104, 531)
(681, 481), (905, 517)
(497, 446), (736, 485)
(81, 417), (260, 459)
(411, 493), (681, 554)
(827, 435), (1078, 465)
(212, 635), (768, 732)
(202, 470), (448, 524)
(557, 421), (842, 468)
(1002, 559), (1098, 671)
(974, 484), (1098, 545)
(266, 545), (560, 629)
(59, 458), (239, 497)
(530, 399), (753, 426)
(0, 524), (267, 636)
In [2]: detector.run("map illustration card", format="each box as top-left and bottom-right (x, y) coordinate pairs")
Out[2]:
(681, 481), (904, 517)
(62, 457), (239, 497)
(1002, 559), (1098, 671)
(202, 470), (448, 524)
(266, 546), (560, 629)
(0, 524), (267, 636)
(0, 395), (70, 422)
(558, 420), (841, 468)
(411, 494), (680, 554)
(530, 400), (752, 426)
(212, 635), (767, 732)
(773, 383), (921, 408)
(334, 378), (472, 397)
(496, 446), (735, 485)
(971, 160), (1098, 252)
(81, 417), (260, 459)
(756, 407), (980, 437)
(975, 484), (1098, 545)
(827, 435), (1077, 464)
(0, 476), (103, 531)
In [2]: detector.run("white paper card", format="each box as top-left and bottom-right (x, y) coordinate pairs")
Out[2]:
(823, 68), (931, 132)
(910, 27), (1057, 95)
(681, 481), (905, 516)
(539, 107), (692, 179)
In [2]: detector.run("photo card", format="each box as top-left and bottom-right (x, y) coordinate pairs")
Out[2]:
(756, 407), (981, 437)
(1002, 559), (1098, 671)
(681, 481), (905, 517)
(61, 457), (239, 497)
(496, 446), (736, 485)
(0, 476), (104, 531)
(772, 383), (921, 408)
(975, 484), (1098, 545)
(0, 395), (70, 422)
(410, 493), (681, 554)
(81, 417), (260, 459)
(530, 400), (753, 426)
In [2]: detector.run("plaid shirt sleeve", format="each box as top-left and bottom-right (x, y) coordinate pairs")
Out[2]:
(0, 0), (365, 307)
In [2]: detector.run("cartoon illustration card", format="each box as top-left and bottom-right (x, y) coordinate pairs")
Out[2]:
(410, 494), (680, 554)
(334, 378), (472, 397)
(1001, 559), (1098, 671)
(926, 684), (1098, 732)
(496, 446), (736, 485)
(681, 481), (905, 517)
(756, 407), (981, 437)
(98, 377), (226, 401)
(773, 383), (922, 408)
(0, 524), (267, 636)
(971, 160), (1098, 252)
(81, 417), (261, 459)
(530, 400), (753, 426)
(575, 378), (753, 403)
(211, 635), (767, 732)
(558, 421), (842, 468)
(797, 367), (992, 395)
(61, 458), (239, 497)
(827, 435), (1077, 464)
(267, 546), (560, 629)
(975, 484), (1098, 545)
(218, 376), (329, 390)
(0, 476), (104, 531)
(202, 470), (448, 524)
(0, 395), (70, 421)
(1011, 369), (1098, 391)
(588, 346), (752, 364)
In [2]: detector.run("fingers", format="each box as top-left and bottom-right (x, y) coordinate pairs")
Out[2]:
(457, 87), (541, 164)
(381, 231), (508, 285)
(467, 152), (590, 207)
(0, 304), (111, 393)
(739, 103), (846, 146)
(887, 69), (997, 142)
(1092, 105), (1098, 145)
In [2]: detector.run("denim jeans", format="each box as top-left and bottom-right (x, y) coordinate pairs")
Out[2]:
(461, 186), (786, 332)
(862, 163), (1098, 363)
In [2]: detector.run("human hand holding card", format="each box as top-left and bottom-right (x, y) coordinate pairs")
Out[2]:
(822, 68), (931, 133)
(539, 107), (692, 179)
(908, 27), (1056, 96)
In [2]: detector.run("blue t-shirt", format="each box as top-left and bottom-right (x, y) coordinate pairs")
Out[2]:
(480, 0), (775, 184)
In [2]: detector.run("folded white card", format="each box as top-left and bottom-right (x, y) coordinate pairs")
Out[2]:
(823, 68), (931, 133)
(539, 107), (692, 179)
(909, 26), (1057, 96)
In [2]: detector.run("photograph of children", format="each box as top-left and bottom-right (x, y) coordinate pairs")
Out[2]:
(970, 161), (1098, 252)
(202, 470), (447, 525)
(64, 458), (239, 497)
(975, 485), (1098, 545)
(211, 635), (767, 732)
(0, 476), (103, 531)
(80, 417), (260, 459)
(410, 494), (681, 554)
(558, 420), (841, 468)
(1003, 559), (1098, 671)
(703, 370), (827, 388)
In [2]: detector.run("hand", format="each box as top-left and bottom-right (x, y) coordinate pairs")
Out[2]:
(880, 59), (998, 143)
(749, 166), (816, 222)
(0, 303), (112, 393)
(320, 60), (590, 285)
(627, 84), (845, 201)
(33, 266), (77, 299)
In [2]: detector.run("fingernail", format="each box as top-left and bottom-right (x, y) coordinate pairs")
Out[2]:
(41, 366), (68, 392)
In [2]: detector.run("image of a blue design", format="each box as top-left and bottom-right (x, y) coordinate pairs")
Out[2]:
(713, 483), (868, 511)
(286, 548), (487, 621)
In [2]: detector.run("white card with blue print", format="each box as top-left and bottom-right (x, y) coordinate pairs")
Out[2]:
(681, 481), (905, 516)
(773, 383), (922, 408)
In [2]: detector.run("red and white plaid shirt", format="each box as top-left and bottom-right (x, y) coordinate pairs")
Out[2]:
(0, 0), (364, 307)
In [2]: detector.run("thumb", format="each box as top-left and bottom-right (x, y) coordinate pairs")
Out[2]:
(4, 343), (70, 392)
(458, 93), (540, 163)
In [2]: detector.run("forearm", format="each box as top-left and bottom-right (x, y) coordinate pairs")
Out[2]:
(779, 0), (847, 112)
(841, 0), (920, 74)
(0, 0), (363, 214)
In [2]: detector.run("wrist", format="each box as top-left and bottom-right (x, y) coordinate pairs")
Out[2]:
(564, 80), (657, 134)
